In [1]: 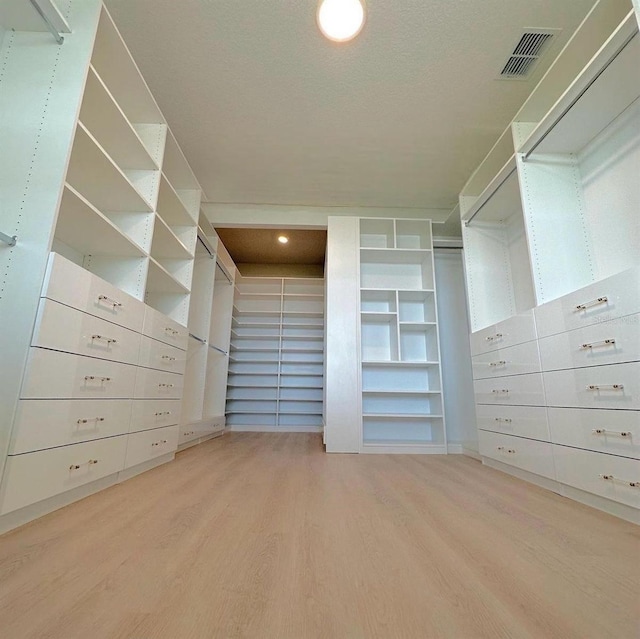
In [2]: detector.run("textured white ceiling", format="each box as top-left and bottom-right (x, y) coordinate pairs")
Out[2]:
(105, 0), (594, 211)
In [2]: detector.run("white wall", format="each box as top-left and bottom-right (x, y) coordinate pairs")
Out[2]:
(434, 249), (478, 455)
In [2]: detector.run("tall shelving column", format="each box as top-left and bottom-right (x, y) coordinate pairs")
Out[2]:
(359, 219), (446, 453)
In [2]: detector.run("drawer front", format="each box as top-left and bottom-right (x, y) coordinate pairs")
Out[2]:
(474, 373), (546, 406)
(472, 340), (541, 380)
(138, 335), (187, 374)
(130, 399), (181, 433)
(142, 306), (188, 350)
(543, 362), (640, 410)
(553, 445), (640, 508)
(32, 298), (141, 365)
(479, 430), (555, 479)
(538, 314), (640, 372)
(469, 311), (537, 356)
(535, 266), (640, 338)
(548, 407), (640, 460)
(178, 419), (223, 445)
(124, 425), (178, 469)
(42, 253), (144, 333)
(21, 349), (137, 399)
(10, 399), (132, 454)
(475, 404), (550, 441)
(178, 426), (202, 445)
(0, 435), (127, 515)
(134, 368), (184, 399)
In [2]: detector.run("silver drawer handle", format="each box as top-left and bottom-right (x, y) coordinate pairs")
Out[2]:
(155, 411), (172, 416)
(489, 360), (506, 367)
(152, 439), (169, 447)
(492, 389), (509, 394)
(496, 446), (516, 453)
(494, 417), (512, 423)
(592, 429), (631, 438)
(77, 417), (105, 424)
(575, 296), (608, 311)
(91, 334), (117, 344)
(84, 376), (111, 382)
(158, 383), (175, 388)
(580, 339), (615, 350)
(165, 327), (179, 335)
(161, 355), (176, 361)
(586, 384), (623, 391)
(98, 295), (122, 308)
(69, 459), (99, 470)
(600, 474), (639, 488)
(485, 333), (503, 342)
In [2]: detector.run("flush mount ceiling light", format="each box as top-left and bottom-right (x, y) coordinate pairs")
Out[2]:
(317, 0), (366, 43)
(278, 235), (289, 244)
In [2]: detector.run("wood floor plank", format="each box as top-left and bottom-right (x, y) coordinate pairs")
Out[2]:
(0, 432), (638, 639)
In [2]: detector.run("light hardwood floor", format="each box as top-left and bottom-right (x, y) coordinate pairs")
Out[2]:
(0, 432), (638, 639)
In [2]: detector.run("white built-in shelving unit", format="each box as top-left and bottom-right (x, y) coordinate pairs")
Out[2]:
(226, 275), (325, 432)
(358, 219), (446, 453)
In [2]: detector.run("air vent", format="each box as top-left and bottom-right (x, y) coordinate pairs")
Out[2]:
(498, 29), (559, 80)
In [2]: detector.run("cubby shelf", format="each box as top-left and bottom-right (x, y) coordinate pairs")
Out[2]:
(146, 257), (190, 294)
(151, 216), (193, 259)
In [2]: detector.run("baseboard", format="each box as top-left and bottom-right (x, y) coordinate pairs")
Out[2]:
(177, 430), (224, 452)
(228, 425), (323, 433)
(361, 444), (448, 455)
(118, 453), (175, 482)
(462, 447), (482, 461)
(447, 444), (464, 454)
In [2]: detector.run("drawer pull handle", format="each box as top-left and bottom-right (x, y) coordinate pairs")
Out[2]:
(600, 474), (640, 488)
(152, 440), (169, 447)
(580, 339), (615, 350)
(158, 383), (175, 388)
(496, 446), (516, 453)
(98, 295), (122, 308)
(489, 360), (507, 367)
(69, 459), (99, 471)
(164, 328), (180, 336)
(161, 356), (176, 361)
(84, 376), (111, 383)
(77, 417), (105, 425)
(485, 333), (503, 342)
(91, 334), (117, 345)
(586, 384), (623, 391)
(575, 296), (608, 311)
(155, 411), (172, 416)
(494, 417), (513, 423)
(592, 429), (631, 438)
(492, 389), (509, 394)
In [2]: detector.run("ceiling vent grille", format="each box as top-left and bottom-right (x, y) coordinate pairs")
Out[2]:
(499, 29), (559, 80)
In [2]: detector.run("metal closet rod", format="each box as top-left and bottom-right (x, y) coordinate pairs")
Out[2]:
(464, 166), (517, 228)
(188, 333), (228, 356)
(29, 0), (64, 44)
(522, 30), (636, 161)
(0, 231), (17, 247)
(216, 261), (233, 285)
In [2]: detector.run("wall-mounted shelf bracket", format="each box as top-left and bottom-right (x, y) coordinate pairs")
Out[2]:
(0, 231), (17, 247)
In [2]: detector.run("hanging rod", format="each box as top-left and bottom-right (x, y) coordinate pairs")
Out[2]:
(0, 231), (17, 247)
(216, 261), (233, 285)
(29, 0), (64, 44)
(208, 344), (228, 356)
(522, 27), (637, 161)
(464, 164), (517, 227)
(189, 333), (207, 345)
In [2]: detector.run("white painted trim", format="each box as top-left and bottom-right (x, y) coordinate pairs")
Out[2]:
(228, 425), (323, 433)
(446, 443), (464, 454)
(361, 444), (448, 455)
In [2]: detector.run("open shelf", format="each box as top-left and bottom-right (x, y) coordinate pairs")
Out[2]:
(157, 175), (198, 227)
(236, 278), (282, 295)
(360, 249), (434, 290)
(362, 362), (441, 393)
(146, 257), (190, 294)
(163, 130), (200, 191)
(151, 215), (194, 259)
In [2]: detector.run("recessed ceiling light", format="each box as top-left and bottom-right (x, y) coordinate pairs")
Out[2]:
(278, 235), (289, 244)
(317, 0), (366, 43)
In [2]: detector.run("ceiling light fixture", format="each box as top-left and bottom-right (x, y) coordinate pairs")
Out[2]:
(317, 0), (366, 43)
(278, 235), (289, 244)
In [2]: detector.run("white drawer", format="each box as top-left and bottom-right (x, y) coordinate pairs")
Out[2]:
(475, 404), (550, 441)
(535, 266), (640, 338)
(472, 340), (541, 380)
(178, 419), (223, 445)
(21, 349), (137, 399)
(0, 435), (127, 515)
(124, 425), (178, 469)
(130, 399), (181, 433)
(543, 362), (640, 410)
(474, 373), (546, 406)
(548, 408), (640, 460)
(142, 306), (188, 350)
(10, 399), (132, 454)
(134, 368), (183, 399)
(469, 311), (537, 356)
(138, 335), (187, 374)
(32, 298), (141, 365)
(42, 253), (144, 333)
(539, 314), (640, 372)
(479, 430), (555, 479)
(553, 445), (640, 509)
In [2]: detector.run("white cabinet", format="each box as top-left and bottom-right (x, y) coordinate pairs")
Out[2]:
(123, 425), (179, 469)
(475, 404), (550, 442)
(471, 340), (541, 380)
(468, 310), (537, 356)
